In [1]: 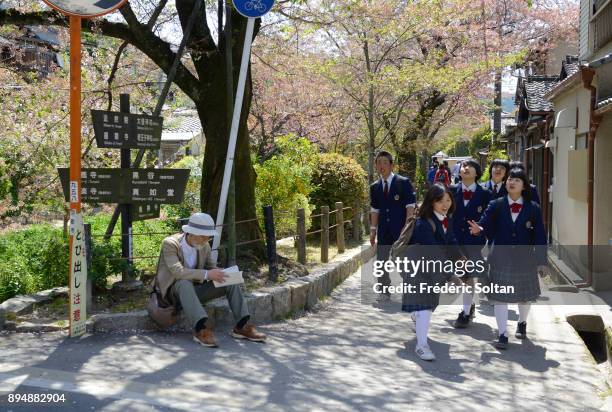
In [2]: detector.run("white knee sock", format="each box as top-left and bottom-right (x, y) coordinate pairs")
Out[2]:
(462, 292), (474, 314)
(415, 310), (432, 348)
(518, 303), (531, 323)
(494, 304), (508, 336)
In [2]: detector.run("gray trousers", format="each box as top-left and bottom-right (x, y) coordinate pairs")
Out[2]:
(169, 279), (250, 330)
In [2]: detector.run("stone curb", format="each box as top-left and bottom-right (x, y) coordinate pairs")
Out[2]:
(90, 243), (374, 333)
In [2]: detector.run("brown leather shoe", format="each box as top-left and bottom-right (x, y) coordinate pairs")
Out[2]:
(231, 324), (267, 342)
(193, 328), (218, 347)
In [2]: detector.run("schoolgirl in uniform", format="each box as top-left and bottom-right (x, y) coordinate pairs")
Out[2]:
(481, 159), (509, 200)
(508, 161), (541, 205)
(450, 159), (491, 328)
(401, 183), (461, 361)
(468, 168), (550, 349)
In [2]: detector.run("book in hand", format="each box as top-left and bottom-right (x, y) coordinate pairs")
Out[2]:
(213, 265), (244, 288)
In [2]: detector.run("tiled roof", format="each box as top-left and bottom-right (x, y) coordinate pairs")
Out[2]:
(560, 55), (580, 80)
(523, 75), (558, 112)
(161, 115), (202, 142)
(164, 116), (201, 133)
(597, 96), (612, 110)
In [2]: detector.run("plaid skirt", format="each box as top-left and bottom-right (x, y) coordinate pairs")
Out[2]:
(486, 262), (541, 303)
(401, 272), (447, 312)
(458, 245), (486, 279)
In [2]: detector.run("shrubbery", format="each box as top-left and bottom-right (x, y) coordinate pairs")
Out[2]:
(310, 153), (367, 221)
(0, 225), (69, 302)
(255, 135), (317, 235)
(254, 137), (368, 237)
(0, 214), (177, 302)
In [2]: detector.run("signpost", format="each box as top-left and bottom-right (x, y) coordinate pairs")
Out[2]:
(58, 168), (190, 204)
(212, 0), (275, 263)
(42, 0), (129, 337)
(91, 110), (163, 149)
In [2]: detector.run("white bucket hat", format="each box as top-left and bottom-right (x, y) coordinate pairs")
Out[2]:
(182, 213), (219, 237)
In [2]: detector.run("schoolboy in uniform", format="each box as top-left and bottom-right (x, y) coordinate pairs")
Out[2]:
(370, 151), (416, 301)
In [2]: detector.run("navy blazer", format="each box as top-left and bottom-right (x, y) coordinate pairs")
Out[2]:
(370, 174), (416, 242)
(477, 197), (547, 266)
(481, 180), (507, 200)
(451, 184), (491, 246)
(409, 216), (458, 246)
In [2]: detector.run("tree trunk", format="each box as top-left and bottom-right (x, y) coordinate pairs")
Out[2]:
(396, 147), (417, 183)
(198, 59), (264, 259)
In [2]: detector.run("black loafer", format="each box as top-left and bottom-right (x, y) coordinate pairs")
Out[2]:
(515, 321), (527, 340)
(453, 311), (470, 328)
(495, 334), (509, 349)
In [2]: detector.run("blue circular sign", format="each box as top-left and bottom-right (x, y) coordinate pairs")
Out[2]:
(233, 0), (274, 18)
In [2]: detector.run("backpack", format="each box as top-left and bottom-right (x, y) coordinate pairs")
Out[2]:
(435, 169), (448, 184)
(390, 212), (436, 259)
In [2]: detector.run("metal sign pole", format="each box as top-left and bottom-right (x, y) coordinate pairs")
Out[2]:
(42, 0), (130, 339)
(212, 16), (255, 263)
(119, 94), (134, 284)
(68, 15), (87, 337)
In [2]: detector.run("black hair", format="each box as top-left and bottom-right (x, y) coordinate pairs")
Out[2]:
(418, 183), (455, 219)
(460, 158), (482, 181)
(375, 151), (393, 164)
(509, 160), (525, 171)
(507, 168), (531, 201)
(488, 158), (510, 180)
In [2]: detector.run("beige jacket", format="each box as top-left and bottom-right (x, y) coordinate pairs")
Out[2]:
(154, 233), (215, 299)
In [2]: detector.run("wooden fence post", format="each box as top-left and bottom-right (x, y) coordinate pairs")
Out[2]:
(321, 205), (329, 263)
(335, 202), (345, 253)
(263, 206), (278, 282)
(297, 208), (307, 264)
(352, 203), (361, 241)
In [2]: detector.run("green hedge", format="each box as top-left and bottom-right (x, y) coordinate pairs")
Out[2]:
(0, 214), (177, 303)
(0, 225), (69, 302)
(310, 153), (368, 223)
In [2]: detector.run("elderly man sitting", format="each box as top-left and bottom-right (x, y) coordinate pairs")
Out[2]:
(154, 212), (266, 347)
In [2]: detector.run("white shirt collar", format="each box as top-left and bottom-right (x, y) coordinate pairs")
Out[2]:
(462, 182), (477, 192)
(381, 172), (395, 186)
(433, 211), (447, 221)
(507, 195), (523, 205)
(491, 180), (502, 189)
(180, 235), (195, 251)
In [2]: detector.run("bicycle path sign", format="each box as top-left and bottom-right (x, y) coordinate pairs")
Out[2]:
(233, 0), (274, 18)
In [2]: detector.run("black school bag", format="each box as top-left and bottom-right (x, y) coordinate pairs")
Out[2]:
(389, 211), (436, 260)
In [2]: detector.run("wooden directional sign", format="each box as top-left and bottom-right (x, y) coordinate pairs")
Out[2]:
(58, 168), (124, 203)
(59, 168), (189, 204)
(133, 203), (161, 221)
(129, 169), (189, 204)
(92, 110), (163, 150)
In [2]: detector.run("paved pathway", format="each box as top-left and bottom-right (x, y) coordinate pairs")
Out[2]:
(0, 263), (610, 411)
